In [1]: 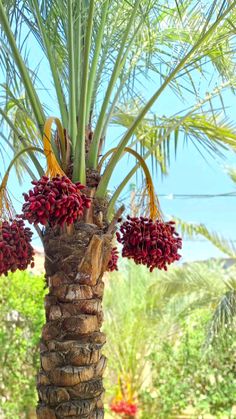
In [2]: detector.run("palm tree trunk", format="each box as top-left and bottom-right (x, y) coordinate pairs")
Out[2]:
(36, 199), (113, 419)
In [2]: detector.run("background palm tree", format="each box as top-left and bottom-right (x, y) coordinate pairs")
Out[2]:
(1, 1), (236, 417)
(104, 259), (236, 416)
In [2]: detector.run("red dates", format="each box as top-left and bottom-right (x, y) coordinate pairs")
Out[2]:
(107, 247), (119, 272)
(21, 175), (91, 227)
(116, 216), (182, 271)
(0, 219), (34, 276)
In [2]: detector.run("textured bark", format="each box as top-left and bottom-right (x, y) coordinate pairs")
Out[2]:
(37, 200), (113, 419)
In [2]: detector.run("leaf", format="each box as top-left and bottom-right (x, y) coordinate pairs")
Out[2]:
(206, 290), (236, 346)
(175, 217), (236, 258)
(111, 105), (236, 175)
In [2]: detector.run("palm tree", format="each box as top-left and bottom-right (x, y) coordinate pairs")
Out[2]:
(1, 1), (236, 417)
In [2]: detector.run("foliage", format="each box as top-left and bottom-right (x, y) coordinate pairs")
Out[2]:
(0, 271), (45, 418)
(103, 261), (156, 403)
(104, 259), (236, 417)
(140, 309), (236, 418)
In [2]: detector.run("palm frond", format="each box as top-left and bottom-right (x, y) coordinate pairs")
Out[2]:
(111, 104), (236, 175)
(0, 81), (45, 179)
(206, 290), (236, 346)
(137, 1), (236, 102)
(148, 261), (228, 305)
(175, 217), (236, 258)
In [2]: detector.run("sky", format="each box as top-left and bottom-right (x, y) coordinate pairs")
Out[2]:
(1, 5), (236, 264)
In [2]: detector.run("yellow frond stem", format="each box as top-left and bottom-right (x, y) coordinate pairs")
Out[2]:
(43, 117), (66, 177)
(0, 172), (14, 223)
(99, 147), (162, 220)
(146, 179), (161, 220)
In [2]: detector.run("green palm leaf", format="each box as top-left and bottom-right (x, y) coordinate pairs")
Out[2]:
(111, 106), (236, 174)
(206, 290), (236, 346)
(175, 217), (236, 258)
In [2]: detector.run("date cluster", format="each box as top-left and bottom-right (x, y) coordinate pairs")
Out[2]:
(21, 175), (91, 227)
(116, 216), (182, 271)
(0, 219), (34, 276)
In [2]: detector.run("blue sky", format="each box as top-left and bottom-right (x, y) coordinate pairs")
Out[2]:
(2, 11), (236, 263)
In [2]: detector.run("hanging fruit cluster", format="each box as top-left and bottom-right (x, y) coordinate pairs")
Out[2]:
(107, 247), (119, 272)
(21, 175), (91, 227)
(116, 216), (182, 271)
(0, 219), (34, 276)
(110, 400), (138, 417)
